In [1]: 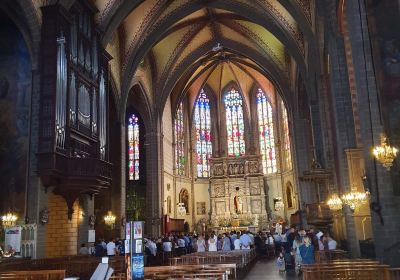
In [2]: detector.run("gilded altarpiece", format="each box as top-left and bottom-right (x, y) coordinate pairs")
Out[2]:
(210, 156), (268, 228)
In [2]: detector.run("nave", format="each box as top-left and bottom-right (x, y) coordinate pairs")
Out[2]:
(244, 259), (297, 280)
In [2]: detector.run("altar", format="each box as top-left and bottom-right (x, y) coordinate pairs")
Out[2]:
(209, 156), (269, 231)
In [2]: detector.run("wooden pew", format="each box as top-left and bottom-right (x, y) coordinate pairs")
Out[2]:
(302, 260), (391, 280)
(144, 265), (231, 280)
(389, 268), (400, 280)
(0, 270), (65, 280)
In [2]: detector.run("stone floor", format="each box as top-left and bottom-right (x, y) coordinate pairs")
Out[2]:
(244, 259), (299, 280)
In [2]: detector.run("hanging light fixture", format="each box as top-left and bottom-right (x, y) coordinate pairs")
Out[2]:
(327, 193), (343, 211)
(372, 134), (398, 170)
(104, 211), (116, 227)
(1, 211), (18, 227)
(341, 186), (369, 211)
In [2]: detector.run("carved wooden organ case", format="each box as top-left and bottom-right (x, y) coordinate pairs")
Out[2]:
(38, 1), (112, 218)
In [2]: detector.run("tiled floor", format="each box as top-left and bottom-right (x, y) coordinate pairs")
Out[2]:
(244, 259), (299, 280)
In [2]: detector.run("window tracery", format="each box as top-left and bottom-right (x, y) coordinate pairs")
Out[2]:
(257, 88), (277, 174)
(194, 90), (212, 177)
(128, 114), (140, 180)
(224, 88), (245, 156)
(281, 101), (292, 170)
(175, 102), (185, 175)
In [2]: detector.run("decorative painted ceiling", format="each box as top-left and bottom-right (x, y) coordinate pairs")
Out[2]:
(26, 0), (316, 113)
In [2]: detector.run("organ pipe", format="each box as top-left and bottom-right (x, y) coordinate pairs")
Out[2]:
(56, 33), (67, 148)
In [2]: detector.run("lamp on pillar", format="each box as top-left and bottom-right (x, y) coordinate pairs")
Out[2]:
(372, 134), (398, 170)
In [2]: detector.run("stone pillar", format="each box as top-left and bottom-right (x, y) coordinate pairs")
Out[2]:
(77, 195), (94, 250)
(145, 130), (162, 237)
(112, 122), (125, 239)
(345, 0), (400, 265)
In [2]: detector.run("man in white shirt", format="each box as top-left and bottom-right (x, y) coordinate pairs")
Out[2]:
(234, 234), (242, 250)
(106, 239), (117, 256)
(163, 240), (172, 252)
(239, 232), (251, 250)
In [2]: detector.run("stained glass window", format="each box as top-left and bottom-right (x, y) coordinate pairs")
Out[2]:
(282, 101), (292, 170)
(128, 114), (140, 180)
(175, 102), (185, 175)
(194, 89), (212, 177)
(224, 88), (245, 156)
(257, 88), (277, 174)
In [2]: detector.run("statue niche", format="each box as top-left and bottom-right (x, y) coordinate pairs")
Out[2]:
(234, 195), (243, 214)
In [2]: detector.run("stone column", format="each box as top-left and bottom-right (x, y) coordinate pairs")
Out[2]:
(77, 195), (94, 251)
(345, 0), (400, 265)
(112, 122), (125, 239)
(145, 130), (162, 237)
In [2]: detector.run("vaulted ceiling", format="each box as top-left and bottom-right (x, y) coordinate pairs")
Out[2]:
(23, 0), (317, 118)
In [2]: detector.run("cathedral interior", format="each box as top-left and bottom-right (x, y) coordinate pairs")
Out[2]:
(1, 0), (400, 271)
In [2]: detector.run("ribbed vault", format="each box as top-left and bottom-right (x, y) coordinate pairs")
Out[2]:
(27, 0), (318, 119)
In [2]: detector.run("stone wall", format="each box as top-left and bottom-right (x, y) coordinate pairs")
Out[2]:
(45, 193), (80, 257)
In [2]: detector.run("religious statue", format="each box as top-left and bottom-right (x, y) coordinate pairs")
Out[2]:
(275, 222), (283, 235)
(88, 214), (96, 228)
(234, 195), (243, 214)
(39, 208), (49, 225)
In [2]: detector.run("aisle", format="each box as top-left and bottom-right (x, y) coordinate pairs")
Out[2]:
(244, 259), (299, 280)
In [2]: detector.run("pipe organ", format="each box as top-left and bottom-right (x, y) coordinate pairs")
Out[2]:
(37, 0), (112, 218)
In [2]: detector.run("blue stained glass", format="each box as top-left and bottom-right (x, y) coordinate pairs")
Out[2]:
(175, 103), (185, 175)
(194, 90), (212, 178)
(128, 114), (140, 180)
(224, 88), (245, 156)
(257, 88), (277, 174)
(282, 101), (292, 170)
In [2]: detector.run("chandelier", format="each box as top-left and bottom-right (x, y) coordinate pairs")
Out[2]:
(327, 194), (343, 211)
(104, 211), (116, 227)
(341, 189), (369, 210)
(372, 135), (398, 170)
(1, 211), (18, 227)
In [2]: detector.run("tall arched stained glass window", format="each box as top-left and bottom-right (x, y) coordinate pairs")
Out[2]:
(128, 114), (140, 180)
(175, 102), (185, 175)
(257, 88), (277, 174)
(281, 101), (292, 170)
(224, 88), (245, 156)
(194, 89), (212, 177)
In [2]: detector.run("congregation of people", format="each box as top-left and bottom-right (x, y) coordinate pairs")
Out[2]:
(78, 224), (338, 272)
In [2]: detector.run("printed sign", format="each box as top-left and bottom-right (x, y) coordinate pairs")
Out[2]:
(5, 226), (21, 253)
(133, 221), (142, 239)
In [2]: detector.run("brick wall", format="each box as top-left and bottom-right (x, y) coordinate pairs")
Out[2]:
(45, 193), (80, 257)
